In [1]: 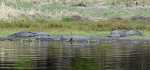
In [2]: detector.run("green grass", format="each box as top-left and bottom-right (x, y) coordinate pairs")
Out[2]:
(0, 19), (150, 37)
(0, 28), (111, 37)
(1, 0), (150, 21)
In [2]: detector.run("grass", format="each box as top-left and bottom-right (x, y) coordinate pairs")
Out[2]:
(0, 28), (111, 37)
(1, 0), (150, 21)
(0, 0), (149, 37)
(0, 18), (149, 37)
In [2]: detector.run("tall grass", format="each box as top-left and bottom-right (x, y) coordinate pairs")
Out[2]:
(0, 0), (149, 36)
(0, 0), (149, 21)
(0, 18), (148, 31)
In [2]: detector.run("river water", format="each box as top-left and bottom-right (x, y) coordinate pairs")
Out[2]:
(0, 39), (150, 70)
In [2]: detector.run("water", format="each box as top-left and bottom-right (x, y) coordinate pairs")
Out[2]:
(0, 39), (150, 70)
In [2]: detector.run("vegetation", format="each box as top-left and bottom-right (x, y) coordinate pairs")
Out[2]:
(0, 0), (150, 21)
(0, 18), (149, 37)
(0, 0), (148, 37)
(0, 0), (149, 70)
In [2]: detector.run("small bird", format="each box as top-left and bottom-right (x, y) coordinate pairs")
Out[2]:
(69, 37), (73, 45)
(135, 1), (138, 6)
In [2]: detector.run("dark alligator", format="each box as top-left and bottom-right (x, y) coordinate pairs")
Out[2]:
(108, 30), (143, 38)
(0, 31), (144, 42)
(5, 32), (54, 41)
(0, 32), (99, 42)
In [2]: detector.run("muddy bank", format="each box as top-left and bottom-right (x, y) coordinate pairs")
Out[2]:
(0, 31), (147, 42)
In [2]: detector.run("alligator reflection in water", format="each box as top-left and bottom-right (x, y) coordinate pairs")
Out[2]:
(0, 39), (150, 70)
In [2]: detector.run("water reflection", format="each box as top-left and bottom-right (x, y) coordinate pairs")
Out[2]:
(0, 39), (150, 70)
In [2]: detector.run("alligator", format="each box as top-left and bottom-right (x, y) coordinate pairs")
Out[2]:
(0, 32), (100, 42)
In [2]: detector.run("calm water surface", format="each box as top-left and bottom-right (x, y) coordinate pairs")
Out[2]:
(0, 39), (150, 70)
